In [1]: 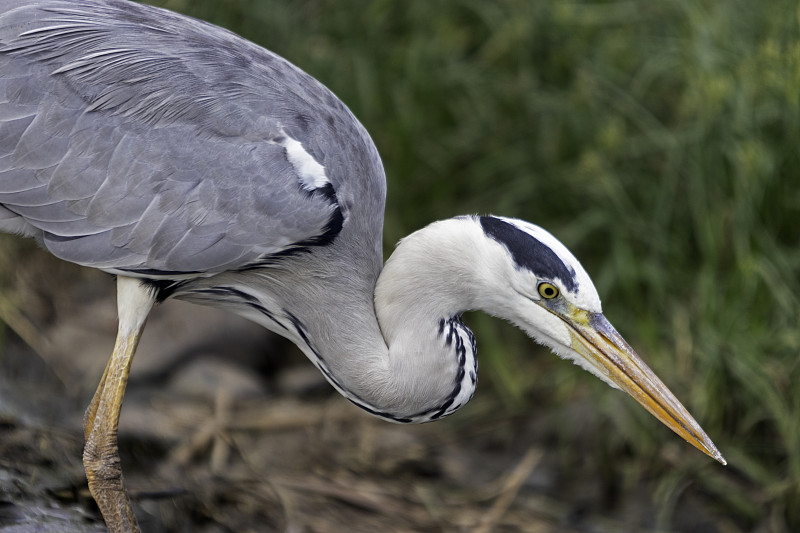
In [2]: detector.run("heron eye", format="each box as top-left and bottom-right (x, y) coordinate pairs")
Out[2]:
(537, 282), (559, 299)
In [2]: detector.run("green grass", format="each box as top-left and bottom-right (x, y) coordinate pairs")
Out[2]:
(4, 0), (798, 530)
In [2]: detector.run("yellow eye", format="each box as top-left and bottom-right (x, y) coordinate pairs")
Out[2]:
(538, 282), (559, 299)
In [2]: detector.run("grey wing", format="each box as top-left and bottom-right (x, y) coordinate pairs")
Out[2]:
(0, 0), (376, 274)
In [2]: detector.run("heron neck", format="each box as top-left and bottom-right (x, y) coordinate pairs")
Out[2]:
(366, 218), (493, 421)
(178, 218), (488, 423)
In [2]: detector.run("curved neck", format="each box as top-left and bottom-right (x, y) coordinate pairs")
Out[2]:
(179, 218), (492, 422)
(368, 218), (491, 419)
(330, 217), (496, 420)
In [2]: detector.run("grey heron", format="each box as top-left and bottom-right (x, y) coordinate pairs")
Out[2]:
(0, 0), (725, 531)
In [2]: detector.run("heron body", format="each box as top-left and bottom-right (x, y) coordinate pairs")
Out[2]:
(0, 1), (724, 532)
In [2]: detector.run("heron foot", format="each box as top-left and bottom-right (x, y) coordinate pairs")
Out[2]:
(83, 435), (141, 533)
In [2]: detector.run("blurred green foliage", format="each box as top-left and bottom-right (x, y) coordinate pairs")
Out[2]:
(2, 0), (795, 530)
(152, 0), (798, 530)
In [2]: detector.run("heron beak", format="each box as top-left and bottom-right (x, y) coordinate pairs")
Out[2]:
(562, 308), (726, 465)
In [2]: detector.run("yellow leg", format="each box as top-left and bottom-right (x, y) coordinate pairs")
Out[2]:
(84, 352), (112, 441)
(83, 277), (155, 533)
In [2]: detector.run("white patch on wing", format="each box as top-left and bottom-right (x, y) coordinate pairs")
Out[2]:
(273, 133), (329, 191)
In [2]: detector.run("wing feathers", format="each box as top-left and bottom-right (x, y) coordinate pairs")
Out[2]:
(13, 113), (70, 169)
(0, 0), (362, 274)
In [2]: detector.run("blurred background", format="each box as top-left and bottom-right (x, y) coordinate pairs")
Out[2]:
(1, 0), (798, 532)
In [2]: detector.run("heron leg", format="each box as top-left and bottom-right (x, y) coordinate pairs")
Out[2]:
(83, 349), (113, 440)
(83, 276), (155, 533)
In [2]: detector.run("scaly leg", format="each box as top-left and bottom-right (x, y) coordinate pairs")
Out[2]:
(83, 276), (155, 533)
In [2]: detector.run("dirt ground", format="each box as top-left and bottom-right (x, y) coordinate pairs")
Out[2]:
(0, 251), (725, 533)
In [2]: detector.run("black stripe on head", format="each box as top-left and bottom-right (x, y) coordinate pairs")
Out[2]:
(479, 216), (577, 292)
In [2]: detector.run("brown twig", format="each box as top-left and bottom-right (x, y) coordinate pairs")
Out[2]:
(473, 447), (543, 533)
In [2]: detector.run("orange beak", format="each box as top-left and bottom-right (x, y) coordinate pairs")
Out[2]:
(562, 309), (725, 464)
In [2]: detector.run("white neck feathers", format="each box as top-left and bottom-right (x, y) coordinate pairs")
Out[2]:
(369, 217), (505, 421)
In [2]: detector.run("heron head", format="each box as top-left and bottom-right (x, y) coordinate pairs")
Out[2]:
(477, 215), (725, 464)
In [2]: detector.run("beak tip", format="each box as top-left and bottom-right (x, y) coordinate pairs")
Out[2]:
(698, 438), (726, 465)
